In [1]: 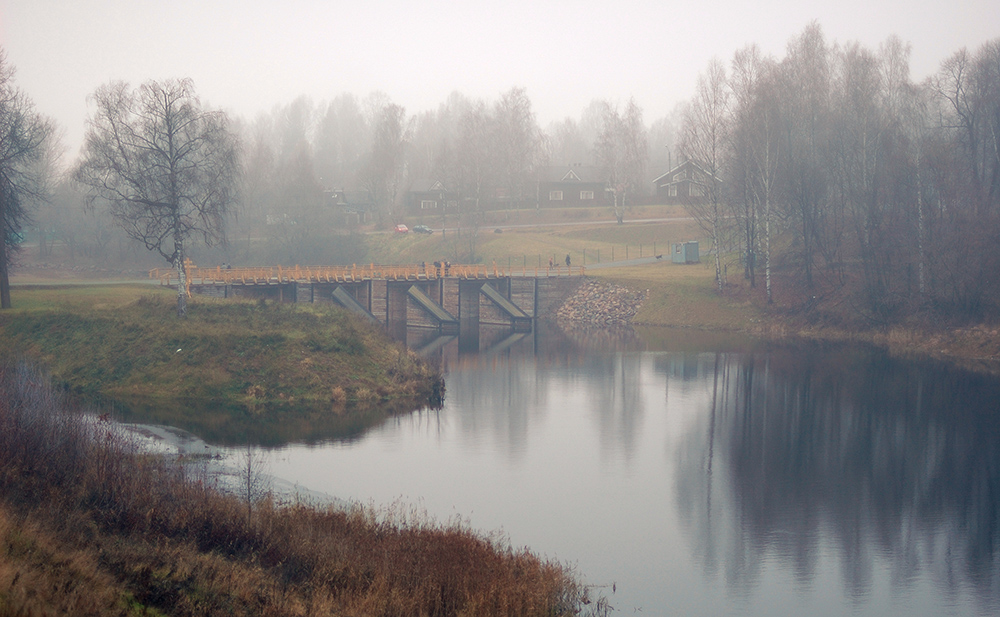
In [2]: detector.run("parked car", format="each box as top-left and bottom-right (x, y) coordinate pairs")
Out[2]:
(413, 224), (433, 234)
(394, 224), (409, 233)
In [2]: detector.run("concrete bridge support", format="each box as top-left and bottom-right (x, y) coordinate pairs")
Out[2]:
(188, 274), (583, 336)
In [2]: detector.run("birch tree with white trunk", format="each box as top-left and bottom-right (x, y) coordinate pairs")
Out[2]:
(730, 44), (782, 303)
(76, 78), (241, 317)
(595, 98), (648, 223)
(681, 58), (731, 291)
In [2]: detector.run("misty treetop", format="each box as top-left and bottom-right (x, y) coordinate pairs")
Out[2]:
(678, 26), (1000, 321)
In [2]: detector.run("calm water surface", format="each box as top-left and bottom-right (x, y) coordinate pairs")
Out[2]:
(252, 327), (998, 615)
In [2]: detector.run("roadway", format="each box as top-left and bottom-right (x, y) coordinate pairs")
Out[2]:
(430, 215), (696, 235)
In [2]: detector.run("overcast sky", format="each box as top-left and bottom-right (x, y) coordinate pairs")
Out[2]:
(1, 0), (996, 158)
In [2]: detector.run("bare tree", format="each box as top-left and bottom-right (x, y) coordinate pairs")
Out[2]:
(455, 100), (495, 256)
(314, 93), (368, 191)
(647, 109), (682, 187)
(936, 41), (1000, 216)
(361, 102), (408, 227)
(237, 441), (270, 526)
(0, 49), (53, 309)
(76, 78), (241, 317)
(493, 87), (541, 211)
(829, 42), (894, 317)
(595, 98), (648, 223)
(681, 58), (731, 291)
(932, 39), (1000, 314)
(545, 117), (594, 166)
(729, 45), (782, 302)
(777, 24), (834, 293)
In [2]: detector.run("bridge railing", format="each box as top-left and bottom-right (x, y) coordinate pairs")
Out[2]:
(149, 262), (586, 286)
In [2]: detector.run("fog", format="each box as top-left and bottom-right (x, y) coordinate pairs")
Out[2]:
(2, 0), (996, 155)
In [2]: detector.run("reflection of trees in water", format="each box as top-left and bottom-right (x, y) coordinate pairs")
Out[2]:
(446, 360), (539, 458)
(583, 353), (645, 461)
(107, 396), (417, 447)
(676, 346), (1000, 606)
(445, 350), (648, 462)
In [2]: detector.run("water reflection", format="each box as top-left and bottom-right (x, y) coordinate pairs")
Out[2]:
(105, 395), (421, 447)
(106, 318), (1000, 614)
(675, 345), (1000, 611)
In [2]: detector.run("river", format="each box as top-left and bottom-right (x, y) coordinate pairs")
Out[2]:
(148, 324), (1000, 615)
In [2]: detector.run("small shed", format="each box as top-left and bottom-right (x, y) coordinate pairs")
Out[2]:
(671, 241), (700, 264)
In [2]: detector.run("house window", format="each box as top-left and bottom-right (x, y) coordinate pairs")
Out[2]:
(549, 190), (563, 201)
(668, 185), (677, 197)
(674, 171), (686, 181)
(580, 190), (594, 200)
(690, 184), (705, 197)
(420, 200), (437, 209)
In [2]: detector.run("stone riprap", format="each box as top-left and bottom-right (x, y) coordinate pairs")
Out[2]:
(555, 279), (646, 327)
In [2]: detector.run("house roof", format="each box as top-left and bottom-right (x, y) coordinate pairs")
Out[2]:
(537, 165), (610, 184)
(408, 178), (449, 193)
(327, 189), (373, 208)
(652, 159), (717, 185)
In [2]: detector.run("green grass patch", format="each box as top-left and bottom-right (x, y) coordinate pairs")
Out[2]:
(0, 287), (442, 433)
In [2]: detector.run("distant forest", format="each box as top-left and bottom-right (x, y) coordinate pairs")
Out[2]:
(20, 25), (1000, 322)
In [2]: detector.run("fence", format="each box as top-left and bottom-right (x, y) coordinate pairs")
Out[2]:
(149, 260), (586, 287)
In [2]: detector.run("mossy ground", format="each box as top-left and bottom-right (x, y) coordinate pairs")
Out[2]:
(0, 285), (441, 416)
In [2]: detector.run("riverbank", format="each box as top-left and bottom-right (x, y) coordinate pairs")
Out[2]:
(561, 263), (1000, 373)
(0, 362), (595, 617)
(0, 286), (443, 419)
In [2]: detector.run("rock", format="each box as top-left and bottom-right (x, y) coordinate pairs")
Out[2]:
(555, 280), (647, 328)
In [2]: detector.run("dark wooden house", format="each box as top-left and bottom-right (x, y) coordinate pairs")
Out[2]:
(652, 160), (717, 204)
(536, 166), (611, 208)
(406, 179), (459, 213)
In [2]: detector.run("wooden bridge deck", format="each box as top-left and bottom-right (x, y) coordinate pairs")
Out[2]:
(149, 262), (586, 287)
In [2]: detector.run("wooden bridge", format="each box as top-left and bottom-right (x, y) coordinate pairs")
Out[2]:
(151, 261), (586, 337)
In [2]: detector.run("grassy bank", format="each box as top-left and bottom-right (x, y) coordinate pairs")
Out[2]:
(0, 285), (442, 421)
(585, 259), (1000, 372)
(0, 362), (597, 616)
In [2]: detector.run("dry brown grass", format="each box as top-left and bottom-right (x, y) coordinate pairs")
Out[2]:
(368, 206), (701, 268)
(0, 362), (600, 617)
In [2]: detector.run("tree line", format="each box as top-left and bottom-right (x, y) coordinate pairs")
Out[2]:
(680, 24), (1000, 322)
(1, 24), (998, 322)
(234, 88), (653, 263)
(3, 66), (662, 312)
